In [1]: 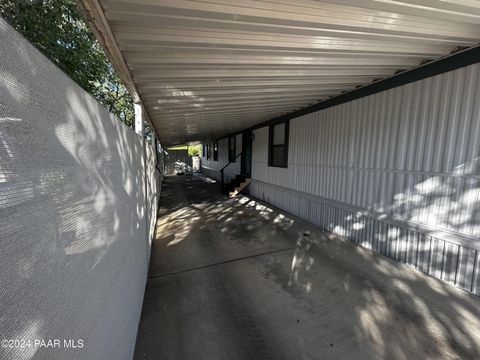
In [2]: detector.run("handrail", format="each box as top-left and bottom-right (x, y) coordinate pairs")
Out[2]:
(220, 152), (242, 172)
(220, 152), (242, 192)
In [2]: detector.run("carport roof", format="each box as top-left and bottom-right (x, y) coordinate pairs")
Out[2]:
(78, 0), (480, 145)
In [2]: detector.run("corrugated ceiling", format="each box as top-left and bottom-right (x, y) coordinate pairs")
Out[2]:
(92, 0), (480, 145)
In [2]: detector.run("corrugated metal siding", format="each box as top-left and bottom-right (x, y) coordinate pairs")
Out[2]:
(83, 0), (480, 144)
(201, 134), (242, 182)
(250, 62), (480, 295)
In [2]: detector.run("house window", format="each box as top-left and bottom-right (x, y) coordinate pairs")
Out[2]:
(213, 141), (218, 161)
(228, 135), (236, 162)
(202, 144), (206, 158)
(269, 121), (289, 168)
(206, 143), (210, 160)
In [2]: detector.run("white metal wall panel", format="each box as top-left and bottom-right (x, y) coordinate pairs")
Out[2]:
(250, 62), (480, 295)
(0, 19), (160, 360)
(201, 133), (242, 182)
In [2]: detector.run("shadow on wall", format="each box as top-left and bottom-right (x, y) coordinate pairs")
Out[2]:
(322, 167), (480, 294)
(255, 157), (480, 295)
(150, 175), (480, 360)
(372, 162), (480, 237)
(0, 21), (151, 360)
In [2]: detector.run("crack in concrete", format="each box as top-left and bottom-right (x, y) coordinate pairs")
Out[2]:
(148, 246), (294, 280)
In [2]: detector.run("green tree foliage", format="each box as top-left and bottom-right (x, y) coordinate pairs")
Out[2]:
(0, 0), (134, 127)
(188, 144), (201, 157)
(166, 145), (201, 156)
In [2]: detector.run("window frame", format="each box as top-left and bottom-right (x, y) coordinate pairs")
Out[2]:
(228, 135), (236, 163)
(268, 120), (289, 168)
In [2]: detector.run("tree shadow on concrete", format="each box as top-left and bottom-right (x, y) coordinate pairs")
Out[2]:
(142, 174), (480, 360)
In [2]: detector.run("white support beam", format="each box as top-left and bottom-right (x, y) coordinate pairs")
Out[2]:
(76, 0), (159, 138)
(134, 103), (145, 137)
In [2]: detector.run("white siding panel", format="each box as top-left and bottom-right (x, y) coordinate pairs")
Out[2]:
(201, 134), (242, 183)
(250, 62), (480, 295)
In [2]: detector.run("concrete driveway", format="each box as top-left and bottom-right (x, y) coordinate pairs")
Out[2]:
(134, 175), (480, 360)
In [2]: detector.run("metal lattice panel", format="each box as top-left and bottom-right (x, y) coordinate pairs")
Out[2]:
(0, 19), (159, 360)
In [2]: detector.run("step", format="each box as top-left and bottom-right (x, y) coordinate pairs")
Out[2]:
(228, 178), (251, 198)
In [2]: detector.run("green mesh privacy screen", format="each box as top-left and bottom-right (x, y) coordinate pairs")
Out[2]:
(0, 18), (160, 360)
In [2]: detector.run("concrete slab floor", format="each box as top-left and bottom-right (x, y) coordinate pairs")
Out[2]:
(134, 174), (480, 360)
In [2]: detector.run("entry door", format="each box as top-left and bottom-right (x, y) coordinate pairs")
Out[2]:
(241, 130), (252, 177)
